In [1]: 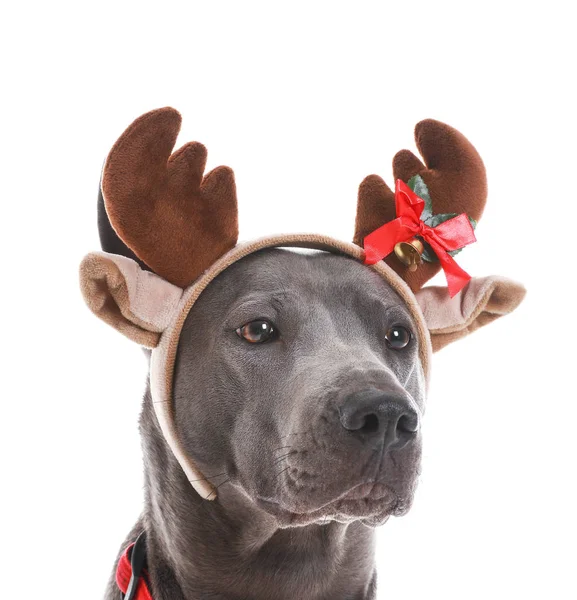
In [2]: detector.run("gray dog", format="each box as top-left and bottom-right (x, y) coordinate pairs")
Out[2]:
(80, 108), (524, 600)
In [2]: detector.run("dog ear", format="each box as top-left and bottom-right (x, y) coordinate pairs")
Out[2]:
(415, 276), (526, 352)
(79, 252), (184, 348)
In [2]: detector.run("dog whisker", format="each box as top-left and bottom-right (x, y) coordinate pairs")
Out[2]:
(272, 452), (292, 466)
(213, 478), (232, 492)
(275, 466), (291, 481)
(273, 445), (293, 453)
(194, 476), (232, 526)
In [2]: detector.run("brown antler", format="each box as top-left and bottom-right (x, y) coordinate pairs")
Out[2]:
(354, 119), (487, 292)
(102, 108), (238, 288)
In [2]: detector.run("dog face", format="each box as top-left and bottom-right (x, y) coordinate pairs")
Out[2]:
(173, 248), (426, 528)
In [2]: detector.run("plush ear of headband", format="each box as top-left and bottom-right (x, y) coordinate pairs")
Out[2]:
(79, 252), (184, 348)
(416, 276), (526, 352)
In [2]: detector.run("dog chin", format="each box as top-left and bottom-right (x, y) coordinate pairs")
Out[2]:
(256, 483), (415, 528)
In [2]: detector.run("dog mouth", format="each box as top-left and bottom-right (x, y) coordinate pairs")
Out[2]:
(339, 481), (392, 501)
(255, 481), (406, 527)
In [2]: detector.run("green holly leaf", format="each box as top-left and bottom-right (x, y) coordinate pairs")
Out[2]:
(419, 215), (477, 261)
(407, 174), (433, 222)
(423, 212), (458, 228)
(419, 239), (437, 263)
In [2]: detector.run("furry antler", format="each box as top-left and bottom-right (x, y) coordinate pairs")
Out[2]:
(354, 120), (487, 292)
(101, 108), (238, 288)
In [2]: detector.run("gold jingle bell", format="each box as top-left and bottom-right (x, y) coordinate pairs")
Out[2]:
(394, 238), (424, 272)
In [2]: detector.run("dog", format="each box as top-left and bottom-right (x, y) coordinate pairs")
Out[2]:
(104, 248), (424, 599)
(79, 108), (525, 599)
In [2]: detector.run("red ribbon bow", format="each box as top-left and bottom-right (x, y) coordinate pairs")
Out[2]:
(363, 179), (477, 297)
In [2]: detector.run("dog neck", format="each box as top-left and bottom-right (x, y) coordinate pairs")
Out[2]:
(139, 388), (377, 600)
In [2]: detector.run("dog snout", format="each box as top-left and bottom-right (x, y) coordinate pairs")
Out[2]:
(338, 387), (419, 450)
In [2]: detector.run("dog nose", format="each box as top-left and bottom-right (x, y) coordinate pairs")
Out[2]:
(339, 388), (419, 449)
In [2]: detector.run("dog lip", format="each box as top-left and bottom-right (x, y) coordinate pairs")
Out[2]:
(339, 482), (390, 501)
(255, 492), (399, 525)
(255, 481), (396, 518)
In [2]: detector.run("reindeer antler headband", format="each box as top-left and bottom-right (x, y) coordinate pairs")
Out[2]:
(80, 108), (525, 499)
(102, 109), (239, 288)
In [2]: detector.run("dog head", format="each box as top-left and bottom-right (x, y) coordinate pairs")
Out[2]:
(174, 248), (425, 527)
(80, 108), (525, 527)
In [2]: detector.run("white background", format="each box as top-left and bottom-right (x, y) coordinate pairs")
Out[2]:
(1, 1), (575, 598)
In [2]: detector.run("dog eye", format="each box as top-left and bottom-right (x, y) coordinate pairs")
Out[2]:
(236, 319), (278, 343)
(385, 325), (412, 349)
